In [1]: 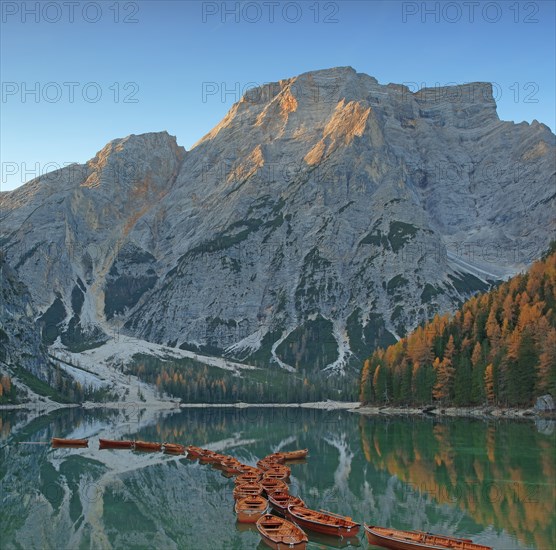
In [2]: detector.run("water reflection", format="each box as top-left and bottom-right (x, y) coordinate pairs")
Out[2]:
(0, 407), (553, 549)
(359, 416), (555, 550)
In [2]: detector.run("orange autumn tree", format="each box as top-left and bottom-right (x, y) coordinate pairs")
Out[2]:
(0, 374), (16, 404)
(360, 243), (556, 406)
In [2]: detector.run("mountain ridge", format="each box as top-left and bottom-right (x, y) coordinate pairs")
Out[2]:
(1, 67), (554, 390)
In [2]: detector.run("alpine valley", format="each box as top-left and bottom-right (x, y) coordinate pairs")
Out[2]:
(1, 67), (555, 404)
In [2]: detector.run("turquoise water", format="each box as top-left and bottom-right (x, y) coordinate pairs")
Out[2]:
(0, 407), (553, 549)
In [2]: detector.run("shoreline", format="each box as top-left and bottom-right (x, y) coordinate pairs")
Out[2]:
(0, 400), (359, 412)
(2, 400), (554, 420)
(178, 401), (360, 410)
(352, 404), (555, 420)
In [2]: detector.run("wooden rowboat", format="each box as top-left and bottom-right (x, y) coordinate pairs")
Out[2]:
(235, 472), (263, 485)
(220, 457), (243, 474)
(185, 445), (205, 458)
(207, 452), (228, 465)
(263, 465), (291, 480)
(134, 440), (162, 452)
(364, 525), (493, 550)
(233, 482), (264, 500)
(198, 451), (217, 463)
(287, 505), (360, 537)
(163, 443), (185, 455)
(51, 438), (88, 447)
(237, 465), (264, 476)
(256, 513), (308, 550)
(280, 449), (308, 461)
(260, 478), (288, 495)
(257, 458), (277, 470)
(234, 495), (269, 523)
(99, 439), (134, 449)
(264, 453), (286, 464)
(268, 491), (306, 516)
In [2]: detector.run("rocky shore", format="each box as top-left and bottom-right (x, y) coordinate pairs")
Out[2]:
(351, 404), (555, 419)
(3, 399), (554, 422)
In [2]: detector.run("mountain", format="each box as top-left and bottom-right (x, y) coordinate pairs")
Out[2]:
(0, 252), (94, 404)
(0, 252), (49, 372)
(1, 67), (555, 385)
(0, 252), (51, 402)
(360, 245), (556, 407)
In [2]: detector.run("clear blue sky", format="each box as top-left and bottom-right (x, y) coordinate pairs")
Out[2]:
(1, 0), (555, 190)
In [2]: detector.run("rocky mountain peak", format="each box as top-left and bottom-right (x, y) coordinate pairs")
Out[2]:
(83, 131), (186, 190)
(1, 67), (554, 380)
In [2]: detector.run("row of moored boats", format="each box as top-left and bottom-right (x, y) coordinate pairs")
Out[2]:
(51, 437), (186, 454)
(50, 437), (493, 550)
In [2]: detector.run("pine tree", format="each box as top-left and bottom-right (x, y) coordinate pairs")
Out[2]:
(373, 365), (388, 404)
(454, 355), (472, 405)
(470, 341), (486, 402)
(484, 364), (495, 404)
(538, 328), (556, 395)
(515, 328), (538, 405)
(360, 359), (373, 403)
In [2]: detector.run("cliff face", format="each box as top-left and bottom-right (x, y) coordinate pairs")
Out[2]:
(1, 132), (186, 350)
(0, 253), (49, 381)
(1, 67), (554, 375)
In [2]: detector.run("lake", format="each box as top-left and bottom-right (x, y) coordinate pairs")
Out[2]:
(0, 407), (553, 549)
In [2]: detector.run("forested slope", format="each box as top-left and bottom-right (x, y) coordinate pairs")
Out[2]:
(360, 245), (556, 407)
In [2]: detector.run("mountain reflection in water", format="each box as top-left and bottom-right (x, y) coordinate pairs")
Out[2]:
(1, 407), (553, 549)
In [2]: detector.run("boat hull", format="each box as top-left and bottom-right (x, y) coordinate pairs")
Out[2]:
(51, 438), (88, 447)
(281, 449), (308, 460)
(235, 472), (262, 485)
(221, 460), (243, 474)
(99, 439), (134, 449)
(256, 514), (308, 550)
(134, 441), (162, 452)
(259, 536), (307, 550)
(263, 465), (291, 480)
(261, 479), (288, 496)
(234, 496), (268, 524)
(206, 453), (227, 465)
(269, 493), (306, 517)
(185, 446), (204, 458)
(198, 452), (215, 463)
(257, 459), (275, 470)
(364, 525), (492, 550)
(288, 506), (360, 538)
(233, 482), (264, 500)
(163, 443), (185, 455)
(264, 453), (286, 464)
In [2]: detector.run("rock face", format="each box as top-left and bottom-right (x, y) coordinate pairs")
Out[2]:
(1, 132), (186, 350)
(1, 67), (555, 376)
(534, 395), (555, 412)
(0, 253), (49, 381)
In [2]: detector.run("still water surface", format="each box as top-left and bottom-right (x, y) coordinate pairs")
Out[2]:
(0, 407), (554, 549)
